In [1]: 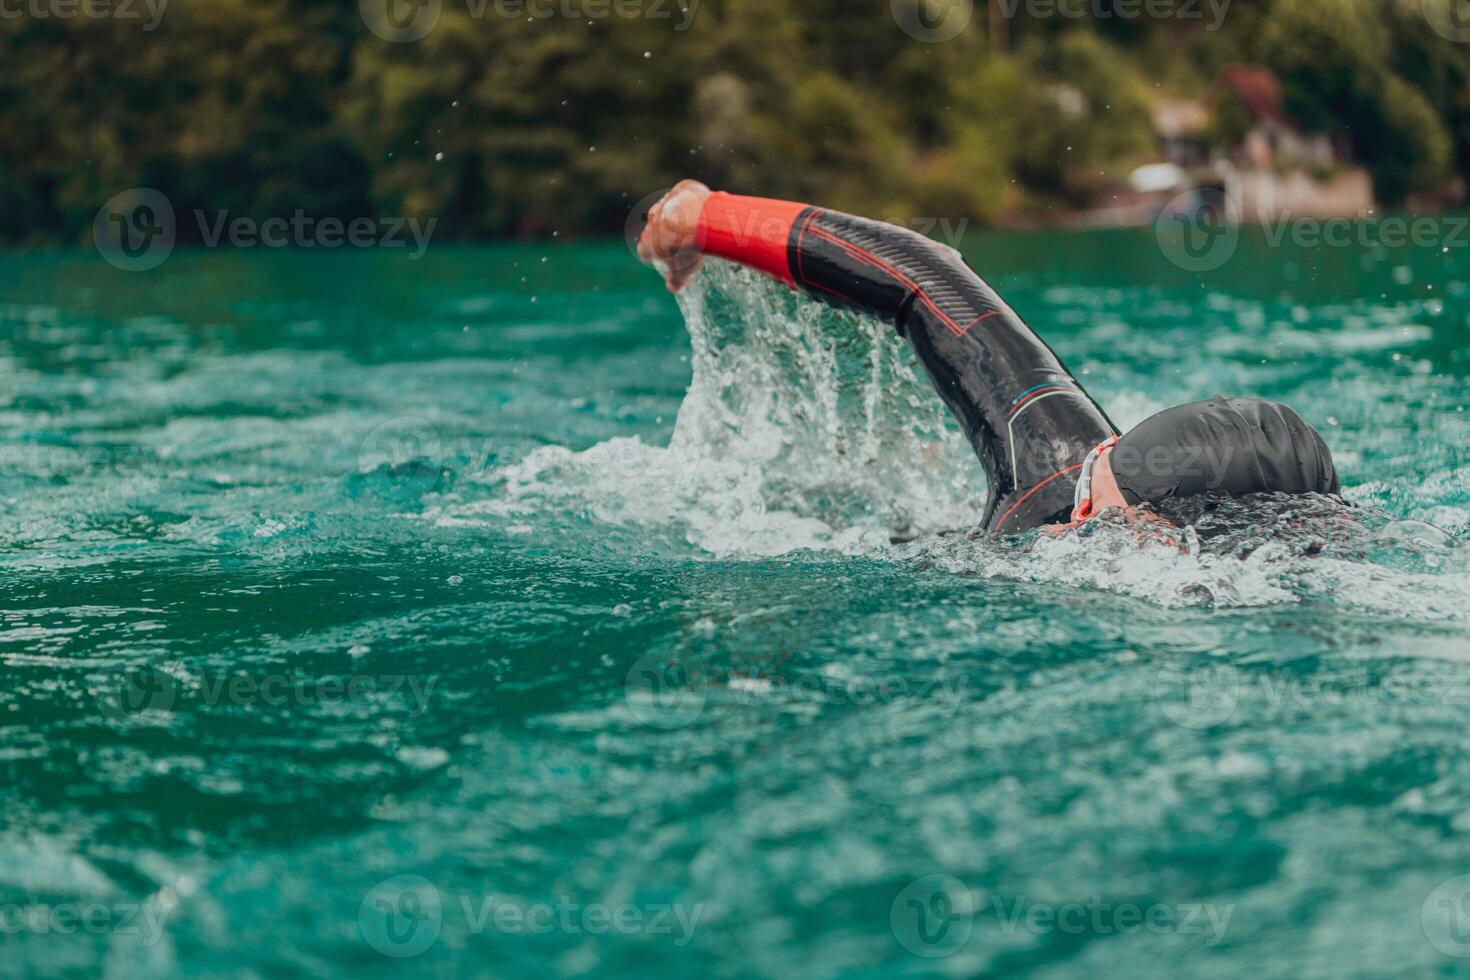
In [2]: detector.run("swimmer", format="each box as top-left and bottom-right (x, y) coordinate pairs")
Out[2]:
(636, 181), (1340, 533)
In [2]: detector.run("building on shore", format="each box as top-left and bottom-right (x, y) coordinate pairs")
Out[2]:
(1073, 64), (1374, 228)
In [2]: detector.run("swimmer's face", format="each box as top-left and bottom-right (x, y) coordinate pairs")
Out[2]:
(1048, 449), (1141, 534)
(1087, 447), (1132, 514)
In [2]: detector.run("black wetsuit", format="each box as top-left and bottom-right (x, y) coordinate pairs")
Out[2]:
(698, 193), (1117, 532)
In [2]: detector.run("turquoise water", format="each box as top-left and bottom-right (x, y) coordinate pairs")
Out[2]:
(2, 227), (1470, 978)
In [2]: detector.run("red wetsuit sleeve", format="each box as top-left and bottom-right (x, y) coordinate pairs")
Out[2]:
(695, 192), (809, 287)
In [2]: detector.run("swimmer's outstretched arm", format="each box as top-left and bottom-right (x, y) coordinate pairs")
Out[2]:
(638, 181), (1116, 531)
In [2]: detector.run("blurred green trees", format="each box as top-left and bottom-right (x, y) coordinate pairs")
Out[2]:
(1, 0), (1468, 245)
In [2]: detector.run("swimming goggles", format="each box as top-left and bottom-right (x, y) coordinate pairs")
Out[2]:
(1071, 435), (1119, 524)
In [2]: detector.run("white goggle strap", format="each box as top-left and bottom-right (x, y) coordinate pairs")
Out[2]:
(1071, 436), (1118, 524)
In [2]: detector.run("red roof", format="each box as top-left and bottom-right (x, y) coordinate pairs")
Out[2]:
(1219, 64), (1292, 128)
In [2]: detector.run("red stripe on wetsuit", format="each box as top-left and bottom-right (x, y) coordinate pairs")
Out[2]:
(697, 193), (969, 336)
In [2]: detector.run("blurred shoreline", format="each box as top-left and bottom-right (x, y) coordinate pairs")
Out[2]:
(7, 2), (1470, 248)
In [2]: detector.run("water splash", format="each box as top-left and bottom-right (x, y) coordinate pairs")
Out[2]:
(909, 496), (1470, 615)
(468, 262), (987, 555)
(467, 261), (1469, 613)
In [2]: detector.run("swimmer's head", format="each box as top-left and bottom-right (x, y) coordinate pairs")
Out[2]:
(1088, 396), (1339, 516)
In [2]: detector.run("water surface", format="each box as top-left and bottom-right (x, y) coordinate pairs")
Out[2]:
(1, 227), (1468, 977)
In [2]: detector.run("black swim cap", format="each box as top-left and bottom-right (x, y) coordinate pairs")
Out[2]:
(1110, 396), (1339, 505)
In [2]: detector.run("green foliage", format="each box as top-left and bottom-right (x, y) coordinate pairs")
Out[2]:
(2, 0), (1469, 241)
(1009, 32), (1156, 204)
(1207, 91), (1254, 150)
(1259, 0), (1453, 203)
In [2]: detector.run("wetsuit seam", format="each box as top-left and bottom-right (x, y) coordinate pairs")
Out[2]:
(810, 226), (962, 335)
(806, 224), (966, 336)
(956, 310), (1002, 336)
(1006, 389), (1078, 486)
(1008, 386), (1076, 417)
(805, 278), (864, 307)
(994, 463), (1085, 532)
(793, 208), (822, 289)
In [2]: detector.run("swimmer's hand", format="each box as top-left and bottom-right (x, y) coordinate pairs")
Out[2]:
(635, 179), (711, 292)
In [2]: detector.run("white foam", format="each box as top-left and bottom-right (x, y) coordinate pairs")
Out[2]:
(449, 263), (1469, 613)
(453, 263), (986, 556)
